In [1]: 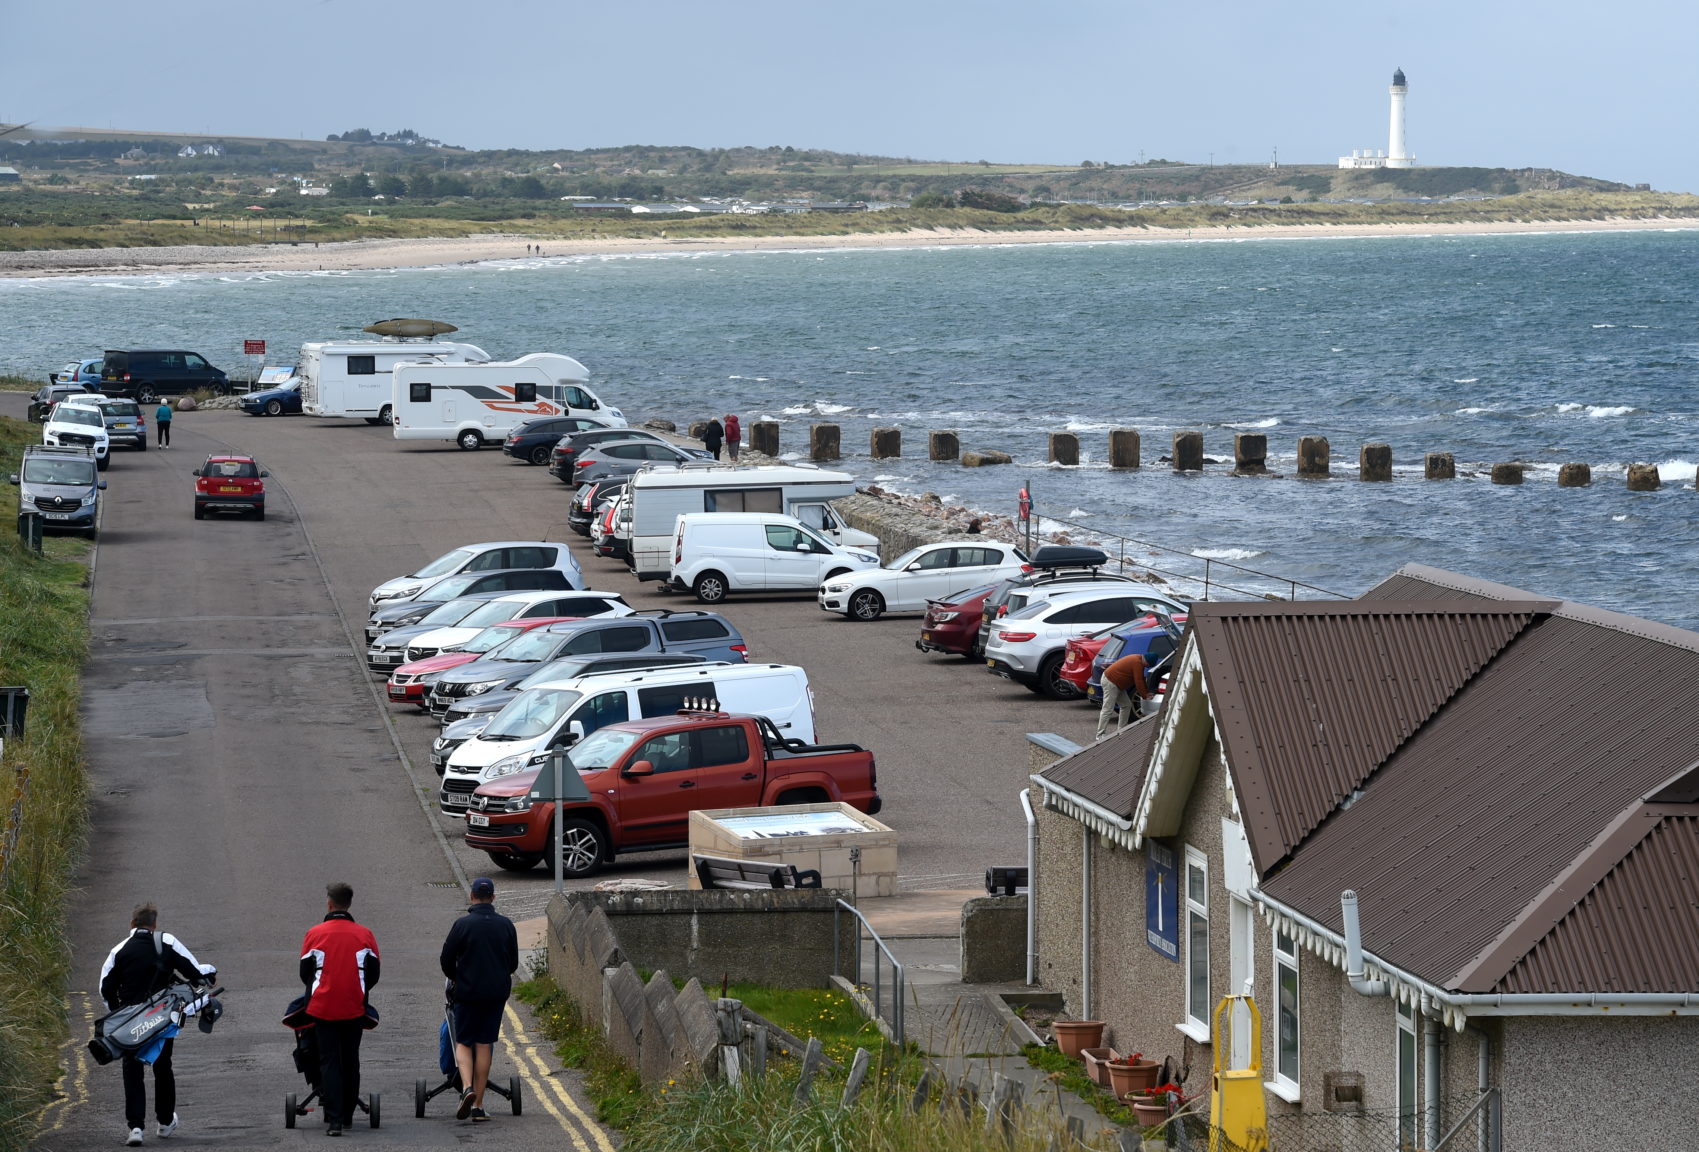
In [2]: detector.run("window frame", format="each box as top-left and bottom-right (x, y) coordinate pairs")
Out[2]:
(346, 355), (377, 376)
(1396, 1001), (1418, 1147)
(1269, 926), (1301, 1100)
(1180, 845), (1211, 1040)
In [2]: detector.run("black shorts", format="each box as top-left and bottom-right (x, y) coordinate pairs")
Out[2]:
(452, 1000), (504, 1046)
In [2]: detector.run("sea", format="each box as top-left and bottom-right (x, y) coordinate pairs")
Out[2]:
(4, 228), (1697, 627)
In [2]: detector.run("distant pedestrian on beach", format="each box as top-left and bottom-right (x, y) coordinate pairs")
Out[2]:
(1096, 652), (1150, 740)
(701, 418), (723, 459)
(440, 877), (518, 1123)
(155, 402), (173, 448)
(724, 414), (742, 461)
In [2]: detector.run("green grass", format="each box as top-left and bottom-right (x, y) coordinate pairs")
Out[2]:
(0, 416), (93, 1152)
(701, 981), (887, 1068)
(1020, 1043), (1137, 1128)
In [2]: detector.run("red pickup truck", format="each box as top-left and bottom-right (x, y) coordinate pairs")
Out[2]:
(462, 711), (880, 877)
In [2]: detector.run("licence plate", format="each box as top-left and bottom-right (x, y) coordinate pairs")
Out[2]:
(116, 423), (136, 430)
(219, 485), (242, 493)
(46, 512), (71, 520)
(467, 813), (489, 827)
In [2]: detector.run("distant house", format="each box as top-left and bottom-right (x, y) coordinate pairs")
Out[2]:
(178, 145), (196, 158)
(0, 166), (19, 183)
(1028, 564), (1699, 1152)
(298, 186), (329, 197)
(122, 148), (147, 161)
(564, 201), (631, 214)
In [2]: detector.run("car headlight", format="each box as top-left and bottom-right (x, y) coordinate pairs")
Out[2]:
(419, 671), (445, 685)
(464, 680), (504, 696)
(81, 492), (97, 507)
(489, 752), (545, 779)
(823, 581), (850, 594)
(374, 584), (421, 602)
(432, 736), (449, 752)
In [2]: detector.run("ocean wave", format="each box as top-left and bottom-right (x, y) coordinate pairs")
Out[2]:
(1066, 508), (1090, 518)
(1224, 417), (1279, 430)
(1587, 405), (1635, 419)
(1454, 407), (1492, 415)
(1655, 459), (1698, 483)
(1554, 403), (1584, 414)
(728, 375), (771, 382)
(1592, 323), (1617, 329)
(1193, 547), (1265, 561)
(1063, 420), (1117, 433)
(1453, 377), (1479, 384)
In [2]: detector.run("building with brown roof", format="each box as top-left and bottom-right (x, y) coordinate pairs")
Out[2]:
(1026, 564), (1699, 1152)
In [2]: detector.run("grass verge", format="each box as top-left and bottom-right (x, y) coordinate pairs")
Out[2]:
(0, 416), (94, 1152)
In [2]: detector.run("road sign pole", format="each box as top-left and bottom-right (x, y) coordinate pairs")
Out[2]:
(553, 750), (566, 896)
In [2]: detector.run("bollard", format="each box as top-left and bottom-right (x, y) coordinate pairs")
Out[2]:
(1360, 443), (1392, 482)
(16, 512), (43, 555)
(1108, 429), (1140, 470)
(1048, 432), (1079, 466)
(1297, 436), (1330, 477)
(1626, 463), (1661, 491)
(750, 420), (779, 457)
(1234, 433), (1268, 474)
(929, 431), (960, 462)
(1490, 463), (1524, 485)
(1557, 462), (1591, 488)
(810, 424), (841, 462)
(1424, 452), (1455, 480)
(1172, 431), (1204, 472)
(870, 427), (901, 460)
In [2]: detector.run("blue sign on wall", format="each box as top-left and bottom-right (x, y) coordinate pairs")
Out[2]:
(1146, 839), (1179, 961)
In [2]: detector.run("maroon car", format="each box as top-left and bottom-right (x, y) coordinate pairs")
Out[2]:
(915, 582), (1001, 660)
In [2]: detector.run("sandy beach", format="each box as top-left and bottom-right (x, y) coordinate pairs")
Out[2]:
(1, 217), (1695, 279)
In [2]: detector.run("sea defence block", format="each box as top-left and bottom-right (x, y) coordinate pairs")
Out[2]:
(1491, 463), (1524, 485)
(688, 420), (709, 440)
(1172, 431), (1204, 472)
(810, 424), (841, 462)
(750, 421), (779, 457)
(1234, 433), (1268, 474)
(929, 431), (960, 462)
(1048, 433), (1079, 466)
(870, 428), (901, 459)
(1558, 463), (1591, 487)
(1297, 436), (1330, 477)
(1425, 452), (1455, 480)
(1360, 443), (1392, 482)
(1627, 463), (1661, 491)
(961, 450), (1013, 467)
(1108, 429), (1140, 470)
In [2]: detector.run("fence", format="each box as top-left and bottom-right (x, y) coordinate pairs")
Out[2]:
(832, 898), (906, 1049)
(1253, 1092), (1498, 1152)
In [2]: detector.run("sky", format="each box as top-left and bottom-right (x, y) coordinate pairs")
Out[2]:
(5, 0), (1697, 192)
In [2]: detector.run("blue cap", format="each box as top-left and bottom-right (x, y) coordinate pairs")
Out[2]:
(470, 877), (495, 898)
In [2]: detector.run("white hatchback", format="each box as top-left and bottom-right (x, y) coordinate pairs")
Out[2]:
(369, 541), (583, 606)
(819, 541), (1029, 621)
(984, 587), (1187, 699)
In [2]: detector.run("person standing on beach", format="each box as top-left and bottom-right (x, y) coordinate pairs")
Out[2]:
(155, 401), (173, 448)
(701, 418), (723, 459)
(723, 413), (742, 461)
(299, 882), (380, 1137)
(440, 877), (518, 1123)
(1096, 652), (1150, 740)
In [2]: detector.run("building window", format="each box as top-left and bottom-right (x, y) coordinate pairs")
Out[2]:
(1396, 1001), (1417, 1148)
(1273, 929), (1300, 1091)
(1183, 846), (1210, 1032)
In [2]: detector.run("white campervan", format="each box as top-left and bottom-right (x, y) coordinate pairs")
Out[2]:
(669, 512), (880, 604)
(438, 662), (814, 809)
(299, 338), (491, 422)
(392, 354), (626, 450)
(624, 464), (880, 581)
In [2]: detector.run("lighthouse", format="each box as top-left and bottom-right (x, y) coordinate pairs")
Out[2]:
(1385, 68), (1415, 168)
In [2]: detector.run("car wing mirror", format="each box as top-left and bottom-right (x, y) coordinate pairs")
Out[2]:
(623, 759), (654, 777)
(906, 562), (924, 572)
(191, 469), (201, 477)
(98, 480), (108, 490)
(259, 470), (270, 478)
(565, 721), (585, 745)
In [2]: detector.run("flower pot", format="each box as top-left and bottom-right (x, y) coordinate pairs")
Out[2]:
(1051, 1020), (1106, 1058)
(1106, 1057), (1160, 1098)
(1131, 1097), (1170, 1127)
(1080, 1047), (1119, 1088)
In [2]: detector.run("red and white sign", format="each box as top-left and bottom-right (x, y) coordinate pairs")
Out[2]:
(243, 339), (266, 356)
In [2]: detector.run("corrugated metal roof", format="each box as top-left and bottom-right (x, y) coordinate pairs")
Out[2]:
(1038, 719), (1158, 818)
(1192, 601), (1539, 872)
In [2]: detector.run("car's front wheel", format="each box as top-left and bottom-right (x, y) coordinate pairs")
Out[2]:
(847, 589), (885, 622)
(265, 398), (284, 416)
(547, 818), (609, 878)
(457, 429), (483, 451)
(692, 571), (728, 604)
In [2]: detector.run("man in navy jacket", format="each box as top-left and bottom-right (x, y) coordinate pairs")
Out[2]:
(439, 877), (518, 1121)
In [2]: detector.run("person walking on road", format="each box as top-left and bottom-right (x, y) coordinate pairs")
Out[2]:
(100, 903), (218, 1146)
(701, 417), (724, 460)
(1096, 651), (1150, 741)
(440, 877), (518, 1123)
(299, 882), (380, 1138)
(723, 413), (742, 461)
(154, 402), (173, 448)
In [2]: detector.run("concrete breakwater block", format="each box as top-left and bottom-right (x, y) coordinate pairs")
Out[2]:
(1425, 452), (1455, 480)
(688, 420), (709, 439)
(1360, 443), (1392, 482)
(750, 420), (779, 457)
(961, 450), (1013, 467)
(1172, 431), (1204, 472)
(1048, 432), (1079, 466)
(1626, 463), (1661, 491)
(929, 431), (959, 461)
(643, 418), (678, 432)
(871, 427), (901, 459)
(1491, 463), (1525, 485)
(1558, 462), (1591, 487)
(810, 424), (840, 462)
(1297, 436), (1330, 477)
(1109, 429), (1140, 470)
(1234, 433), (1268, 474)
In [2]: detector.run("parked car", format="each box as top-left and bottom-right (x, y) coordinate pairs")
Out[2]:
(192, 455), (269, 520)
(27, 382), (88, 423)
(572, 439), (702, 486)
(49, 358), (103, 388)
(434, 652), (716, 738)
(590, 494), (628, 561)
(461, 711), (878, 875)
(568, 478), (627, 537)
(369, 541), (584, 606)
(976, 546), (1147, 659)
(9, 445), (105, 537)
(549, 427), (702, 483)
(238, 377), (303, 417)
(916, 582), (1003, 660)
(91, 398), (147, 451)
(403, 590), (632, 664)
(501, 415), (612, 465)
(100, 348), (228, 403)
(1087, 616), (1186, 713)
(42, 403), (111, 470)
(818, 541), (1029, 622)
(670, 512), (880, 604)
(385, 617), (570, 706)
(984, 588), (1190, 699)
(1065, 612), (1186, 699)
(366, 590), (631, 672)
(364, 577), (584, 641)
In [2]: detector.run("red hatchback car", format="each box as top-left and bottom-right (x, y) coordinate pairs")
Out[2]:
(916, 582), (1002, 659)
(193, 455), (268, 520)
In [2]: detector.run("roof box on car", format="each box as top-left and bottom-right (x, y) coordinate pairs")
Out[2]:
(1027, 545), (1109, 570)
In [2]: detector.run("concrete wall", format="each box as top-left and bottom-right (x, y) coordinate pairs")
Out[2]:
(960, 895), (1027, 984)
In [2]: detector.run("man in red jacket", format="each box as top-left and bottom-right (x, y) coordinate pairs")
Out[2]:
(299, 882), (380, 1137)
(723, 413), (742, 461)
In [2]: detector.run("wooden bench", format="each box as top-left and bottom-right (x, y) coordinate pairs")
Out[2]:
(693, 854), (823, 891)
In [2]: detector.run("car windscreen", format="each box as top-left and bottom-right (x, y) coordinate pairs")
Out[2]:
(482, 689), (583, 740)
(59, 407), (104, 428)
(412, 548), (474, 579)
(515, 658), (592, 690)
(887, 545), (928, 570)
(418, 598), (491, 626)
(1099, 635), (1126, 662)
(100, 401), (140, 418)
(22, 457), (96, 485)
(494, 629), (572, 662)
(458, 600), (537, 629)
(462, 626), (524, 654)
(565, 728), (640, 772)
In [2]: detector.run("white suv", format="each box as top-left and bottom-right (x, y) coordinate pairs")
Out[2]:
(819, 540), (1029, 621)
(985, 587), (1187, 699)
(42, 403), (111, 470)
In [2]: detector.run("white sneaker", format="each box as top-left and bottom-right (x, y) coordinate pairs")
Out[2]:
(126, 1129), (144, 1147)
(157, 1114), (178, 1138)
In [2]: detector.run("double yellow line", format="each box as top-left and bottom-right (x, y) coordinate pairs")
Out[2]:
(35, 992), (94, 1134)
(503, 1001), (617, 1152)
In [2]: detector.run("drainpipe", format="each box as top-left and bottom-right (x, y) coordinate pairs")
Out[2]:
(1422, 994), (1442, 1152)
(1019, 788), (1037, 986)
(1464, 1024), (1498, 1152)
(1341, 890), (1387, 996)
(1082, 829), (1093, 1018)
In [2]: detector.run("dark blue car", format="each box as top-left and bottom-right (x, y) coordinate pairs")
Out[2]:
(1086, 616), (1184, 704)
(239, 376), (302, 416)
(502, 415), (614, 465)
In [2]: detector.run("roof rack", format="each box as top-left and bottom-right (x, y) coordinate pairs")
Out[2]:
(23, 444), (96, 458)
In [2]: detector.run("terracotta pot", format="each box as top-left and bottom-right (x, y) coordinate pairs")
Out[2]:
(1106, 1058), (1160, 1098)
(1051, 1020), (1106, 1058)
(1131, 1098), (1169, 1127)
(1080, 1047), (1119, 1088)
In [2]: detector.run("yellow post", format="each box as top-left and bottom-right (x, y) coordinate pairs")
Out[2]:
(1209, 994), (1269, 1152)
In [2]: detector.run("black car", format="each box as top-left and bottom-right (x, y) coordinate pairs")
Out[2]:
(100, 349), (228, 403)
(502, 416), (612, 466)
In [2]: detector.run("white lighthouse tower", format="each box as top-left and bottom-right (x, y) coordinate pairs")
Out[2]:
(1385, 67), (1415, 168)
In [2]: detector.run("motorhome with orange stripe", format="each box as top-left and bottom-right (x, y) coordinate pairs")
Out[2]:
(392, 353), (626, 450)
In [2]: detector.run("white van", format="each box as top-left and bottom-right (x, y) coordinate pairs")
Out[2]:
(438, 662), (814, 809)
(624, 464), (880, 581)
(299, 338), (491, 422)
(392, 355), (626, 450)
(670, 512), (880, 604)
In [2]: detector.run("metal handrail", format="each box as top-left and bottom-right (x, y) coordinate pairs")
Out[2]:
(831, 898), (905, 1049)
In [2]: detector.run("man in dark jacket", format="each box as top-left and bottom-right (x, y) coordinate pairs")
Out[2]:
(439, 877), (519, 1122)
(299, 882), (380, 1137)
(100, 903), (216, 1146)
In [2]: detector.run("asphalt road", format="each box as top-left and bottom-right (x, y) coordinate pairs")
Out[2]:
(12, 395), (1096, 1148)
